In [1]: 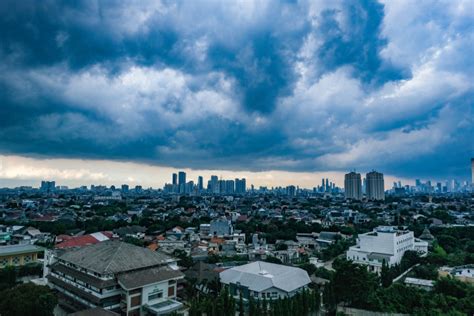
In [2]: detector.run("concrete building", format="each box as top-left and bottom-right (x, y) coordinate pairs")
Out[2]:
(344, 172), (362, 200)
(366, 170), (385, 200)
(0, 244), (44, 268)
(235, 178), (246, 194)
(346, 226), (428, 273)
(48, 241), (184, 315)
(209, 218), (233, 236)
(219, 261), (311, 301)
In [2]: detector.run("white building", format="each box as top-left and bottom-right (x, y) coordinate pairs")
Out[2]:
(219, 261), (311, 301)
(346, 226), (428, 273)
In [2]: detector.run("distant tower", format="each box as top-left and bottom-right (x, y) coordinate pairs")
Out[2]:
(366, 170), (385, 200)
(344, 172), (362, 200)
(198, 176), (204, 192)
(471, 158), (474, 188)
(172, 173), (177, 186)
(178, 171), (186, 193)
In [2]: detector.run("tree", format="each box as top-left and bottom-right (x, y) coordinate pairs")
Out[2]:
(381, 260), (392, 287)
(0, 283), (57, 316)
(239, 292), (245, 316)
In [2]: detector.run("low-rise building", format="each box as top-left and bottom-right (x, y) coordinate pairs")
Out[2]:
(0, 244), (44, 268)
(47, 241), (184, 315)
(346, 226), (428, 273)
(219, 261), (311, 301)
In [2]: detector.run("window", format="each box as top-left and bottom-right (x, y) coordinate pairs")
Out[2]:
(148, 290), (163, 301)
(130, 295), (141, 307)
(12, 256), (20, 265)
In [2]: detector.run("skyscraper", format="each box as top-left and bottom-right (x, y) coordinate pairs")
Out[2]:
(366, 170), (385, 200)
(178, 171), (186, 194)
(471, 158), (474, 187)
(225, 180), (235, 194)
(344, 172), (362, 200)
(198, 176), (204, 192)
(210, 175), (219, 194)
(172, 173), (177, 186)
(235, 178), (246, 194)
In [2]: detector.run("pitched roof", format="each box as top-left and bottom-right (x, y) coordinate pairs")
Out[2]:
(219, 261), (311, 293)
(55, 231), (113, 249)
(118, 266), (184, 290)
(58, 241), (174, 274)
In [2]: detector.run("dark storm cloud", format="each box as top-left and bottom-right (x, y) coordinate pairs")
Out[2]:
(0, 0), (472, 180)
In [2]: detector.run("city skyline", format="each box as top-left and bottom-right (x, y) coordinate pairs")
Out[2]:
(1, 154), (471, 191)
(0, 1), (473, 189)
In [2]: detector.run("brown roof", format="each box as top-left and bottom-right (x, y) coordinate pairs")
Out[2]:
(117, 266), (184, 290)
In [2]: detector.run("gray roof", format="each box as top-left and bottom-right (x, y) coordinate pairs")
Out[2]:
(58, 241), (174, 274)
(118, 266), (184, 290)
(219, 261), (311, 293)
(0, 244), (43, 256)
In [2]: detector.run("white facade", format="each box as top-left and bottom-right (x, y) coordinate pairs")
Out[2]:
(346, 226), (428, 273)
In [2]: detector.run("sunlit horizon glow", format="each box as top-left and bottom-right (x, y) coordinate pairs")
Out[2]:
(0, 155), (416, 190)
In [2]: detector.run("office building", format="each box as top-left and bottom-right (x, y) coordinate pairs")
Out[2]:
(210, 175), (219, 194)
(220, 261), (311, 300)
(197, 176), (203, 192)
(172, 173), (177, 186)
(346, 226), (428, 274)
(235, 178), (246, 194)
(178, 172), (186, 194)
(219, 180), (226, 194)
(471, 158), (474, 187)
(366, 171), (385, 200)
(225, 180), (235, 194)
(344, 172), (362, 200)
(286, 185), (296, 197)
(40, 180), (56, 192)
(48, 241), (184, 315)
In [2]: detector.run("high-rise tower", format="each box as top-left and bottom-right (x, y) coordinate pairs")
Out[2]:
(344, 172), (362, 200)
(366, 170), (385, 200)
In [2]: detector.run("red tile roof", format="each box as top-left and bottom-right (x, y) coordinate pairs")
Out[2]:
(55, 231), (113, 249)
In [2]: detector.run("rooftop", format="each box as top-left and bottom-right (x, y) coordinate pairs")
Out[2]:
(58, 240), (174, 274)
(118, 265), (184, 290)
(0, 244), (43, 256)
(220, 261), (311, 293)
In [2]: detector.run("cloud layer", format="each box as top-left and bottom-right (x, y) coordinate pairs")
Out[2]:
(0, 0), (472, 180)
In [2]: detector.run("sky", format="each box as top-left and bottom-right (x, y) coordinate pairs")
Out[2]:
(0, 0), (473, 189)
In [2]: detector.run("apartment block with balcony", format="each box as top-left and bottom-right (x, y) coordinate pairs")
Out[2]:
(47, 241), (184, 316)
